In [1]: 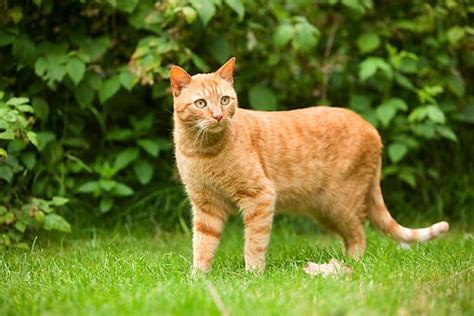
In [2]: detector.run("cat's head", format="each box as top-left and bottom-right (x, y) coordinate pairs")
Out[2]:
(170, 57), (237, 133)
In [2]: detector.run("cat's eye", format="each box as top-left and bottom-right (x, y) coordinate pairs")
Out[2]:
(220, 96), (230, 105)
(194, 99), (207, 108)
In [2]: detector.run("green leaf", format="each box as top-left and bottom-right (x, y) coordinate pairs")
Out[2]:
(0, 29), (14, 47)
(16, 105), (34, 113)
(376, 104), (396, 127)
(6, 97), (29, 106)
(120, 69), (135, 91)
(13, 34), (36, 67)
(248, 85), (278, 110)
(181, 6), (198, 24)
(207, 36), (231, 64)
(436, 126), (457, 142)
(35, 210), (45, 223)
(133, 160), (154, 185)
(190, 0), (216, 26)
(34, 57), (47, 76)
(359, 57), (392, 81)
(78, 36), (110, 61)
(0, 148), (7, 158)
(100, 197), (114, 213)
(32, 97), (49, 121)
(112, 183), (134, 196)
(137, 139), (160, 157)
(426, 105), (446, 124)
(446, 73), (465, 97)
(66, 58), (86, 85)
(99, 75), (121, 103)
(36, 131), (56, 151)
(357, 33), (380, 53)
(447, 26), (466, 46)
(74, 81), (95, 108)
(77, 181), (100, 193)
(456, 104), (474, 124)
(0, 165), (13, 183)
(114, 147), (140, 171)
(130, 115), (154, 133)
(191, 53), (208, 71)
(394, 72), (414, 90)
(116, 0), (139, 13)
(273, 24), (295, 48)
(411, 123), (436, 139)
(51, 196), (69, 206)
(10, 7), (23, 24)
(225, 0), (245, 20)
(341, 0), (367, 15)
(0, 130), (15, 140)
(6, 140), (26, 152)
(293, 18), (320, 52)
(399, 170), (416, 188)
(99, 179), (117, 192)
(44, 213), (71, 233)
(107, 128), (135, 141)
(349, 94), (372, 112)
(388, 142), (408, 163)
(26, 132), (38, 148)
(20, 152), (36, 170)
(376, 98), (408, 127)
(15, 221), (27, 233)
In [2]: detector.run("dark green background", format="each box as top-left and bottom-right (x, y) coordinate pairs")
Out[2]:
(0, 0), (473, 246)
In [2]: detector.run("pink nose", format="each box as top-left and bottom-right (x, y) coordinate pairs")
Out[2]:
(213, 113), (223, 122)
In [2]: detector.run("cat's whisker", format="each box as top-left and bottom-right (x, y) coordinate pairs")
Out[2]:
(182, 122), (202, 137)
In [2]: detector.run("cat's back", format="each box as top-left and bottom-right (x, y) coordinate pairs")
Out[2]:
(231, 106), (382, 204)
(233, 106), (379, 142)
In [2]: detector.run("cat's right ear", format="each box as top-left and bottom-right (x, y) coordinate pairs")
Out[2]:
(170, 66), (192, 97)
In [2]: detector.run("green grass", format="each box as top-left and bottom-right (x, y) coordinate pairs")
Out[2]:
(1, 220), (473, 316)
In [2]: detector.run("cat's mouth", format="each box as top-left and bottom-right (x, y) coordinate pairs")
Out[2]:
(207, 123), (225, 133)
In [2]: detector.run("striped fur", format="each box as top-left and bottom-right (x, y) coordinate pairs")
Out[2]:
(171, 58), (449, 273)
(367, 161), (449, 244)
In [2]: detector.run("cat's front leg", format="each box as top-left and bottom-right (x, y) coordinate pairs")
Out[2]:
(191, 201), (227, 275)
(240, 188), (275, 273)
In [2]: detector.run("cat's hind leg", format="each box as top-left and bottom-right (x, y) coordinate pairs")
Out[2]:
(340, 222), (366, 259)
(312, 202), (367, 260)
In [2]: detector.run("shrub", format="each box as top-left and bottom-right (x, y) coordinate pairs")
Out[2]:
(0, 0), (472, 246)
(0, 93), (70, 248)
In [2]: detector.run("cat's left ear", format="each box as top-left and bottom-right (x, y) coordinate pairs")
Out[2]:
(215, 57), (236, 83)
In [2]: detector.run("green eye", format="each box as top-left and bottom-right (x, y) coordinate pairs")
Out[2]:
(194, 99), (207, 108)
(220, 96), (230, 105)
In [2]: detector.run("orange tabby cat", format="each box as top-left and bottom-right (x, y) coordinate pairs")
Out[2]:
(170, 57), (449, 273)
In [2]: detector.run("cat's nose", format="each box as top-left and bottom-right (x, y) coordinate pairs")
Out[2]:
(213, 113), (223, 122)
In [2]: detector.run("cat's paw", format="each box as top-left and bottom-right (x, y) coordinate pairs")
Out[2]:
(245, 263), (265, 275)
(191, 267), (210, 279)
(398, 242), (411, 249)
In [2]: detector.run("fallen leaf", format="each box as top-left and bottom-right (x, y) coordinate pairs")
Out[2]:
(304, 259), (352, 277)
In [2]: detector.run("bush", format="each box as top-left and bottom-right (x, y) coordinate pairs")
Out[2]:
(0, 93), (70, 248)
(0, 0), (473, 246)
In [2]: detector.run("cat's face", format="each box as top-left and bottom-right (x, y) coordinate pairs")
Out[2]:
(170, 58), (237, 133)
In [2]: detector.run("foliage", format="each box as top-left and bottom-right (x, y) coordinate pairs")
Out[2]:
(0, 0), (473, 245)
(0, 93), (70, 248)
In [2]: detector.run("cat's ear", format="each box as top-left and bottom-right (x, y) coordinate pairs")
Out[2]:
(215, 57), (236, 83)
(170, 65), (192, 97)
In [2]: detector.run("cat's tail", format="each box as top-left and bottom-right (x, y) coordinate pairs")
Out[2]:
(367, 160), (449, 245)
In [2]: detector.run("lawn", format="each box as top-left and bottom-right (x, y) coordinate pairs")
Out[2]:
(1, 219), (472, 315)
